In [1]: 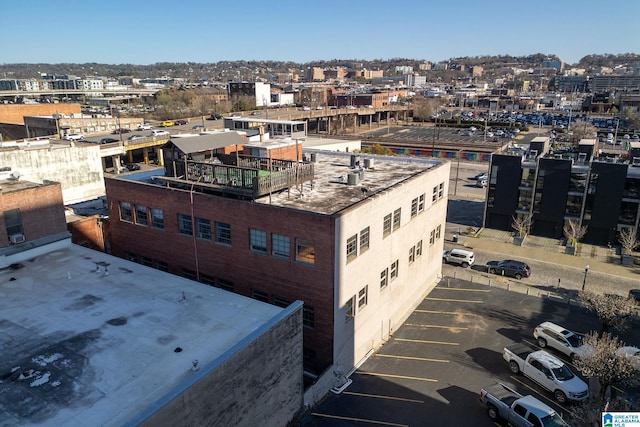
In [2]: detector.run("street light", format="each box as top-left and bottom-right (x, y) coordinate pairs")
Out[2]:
(581, 264), (590, 291)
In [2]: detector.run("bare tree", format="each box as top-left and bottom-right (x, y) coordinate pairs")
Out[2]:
(573, 332), (638, 402)
(511, 214), (533, 238)
(578, 290), (636, 335)
(619, 227), (640, 255)
(563, 219), (588, 247)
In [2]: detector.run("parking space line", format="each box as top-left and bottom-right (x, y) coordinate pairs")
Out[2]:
(434, 287), (490, 292)
(404, 323), (468, 331)
(395, 338), (459, 346)
(357, 371), (438, 382)
(425, 297), (484, 303)
(375, 353), (449, 363)
(510, 375), (572, 413)
(311, 412), (409, 426)
(343, 391), (424, 403)
(414, 309), (480, 316)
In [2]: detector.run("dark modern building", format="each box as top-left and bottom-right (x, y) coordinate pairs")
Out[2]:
(484, 141), (640, 245)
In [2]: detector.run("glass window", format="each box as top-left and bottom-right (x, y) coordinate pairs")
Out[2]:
(272, 233), (290, 258)
(416, 240), (423, 257)
(359, 227), (370, 252)
(296, 239), (315, 265)
(393, 208), (401, 230)
(177, 213), (192, 235)
(303, 305), (315, 329)
(418, 194), (425, 213)
(196, 218), (211, 240)
(345, 296), (355, 320)
(119, 202), (132, 222)
(435, 224), (441, 240)
(432, 186), (438, 202)
(4, 209), (23, 236)
(251, 289), (269, 303)
(411, 197), (418, 217)
(150, 208), (164, 229)
(358, 285), (368, 309)
(250, 229), (267, 253)
(273, 296), (290, 308)
(380, 268), (388, 289)
(390, 260), (399, 280)
(219, 279), (234, 292)
(155, 260), (168, 272)
(134, 205), (148, 226)
(140, 256), (153, 267)
(346, 234), (358, 261)
(438, 182), (444, 199)
(383, 213), (392, 237)
(409, 246), (415, 264)
(200, 274), (216, 286)
(215, 222), (231, 245)
(182, 268), (196, 280)
(430, 229), (435, 245)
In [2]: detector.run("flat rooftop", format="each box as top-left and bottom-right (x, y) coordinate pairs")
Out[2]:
(0, 243), (282, 426)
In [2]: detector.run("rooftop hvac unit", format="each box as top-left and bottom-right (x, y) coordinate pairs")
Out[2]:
(363, 158), (374, 169)
(632, 157), (640, 167)
(9, 233), (25, 244)
(347, 172), (359, 185)
(350, 155), (360, 168)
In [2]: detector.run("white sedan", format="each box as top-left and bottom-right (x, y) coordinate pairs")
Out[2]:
(63, 133), (84, 141)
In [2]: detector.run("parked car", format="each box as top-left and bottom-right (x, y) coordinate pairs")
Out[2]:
(192, 125), (205, 130)
(503, 343), (588, 403)
(62, 133), (84, 141)
(533, 321), (590, 359)
(161, 121), (175, 127)
(173, 119), (187, 125)
(474, 172), (488, 181)
(442, 249), (475, 267)
(124, 163), (140, 171)
(476, 178), (488, 188)
(99, 137), (119, 144)
(486, 260), (531, 279)
(250, 111), (260, 115)
(616, 346), (640, 370)
(137, 123), (152, 130)
(151, 130), (170, 136)
(478, 382), (570, 426)
(112, 128), (131, 134)
(207, 114), (222, 120)
(127, 134), (145, 141)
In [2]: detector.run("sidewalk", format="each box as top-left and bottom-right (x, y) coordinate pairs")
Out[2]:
(451, 228), (640, 290)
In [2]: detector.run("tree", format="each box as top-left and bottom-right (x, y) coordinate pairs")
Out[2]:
(578, 290), (636, 335)
(358, 144), (393, 155)
(571, 121), (598, 143)
(563, 219), (587, 248)
(619, 227), (640, 255)
(511, 214), (533, 238)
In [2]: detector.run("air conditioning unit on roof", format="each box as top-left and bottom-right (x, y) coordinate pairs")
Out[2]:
(9, 233), (25, 244)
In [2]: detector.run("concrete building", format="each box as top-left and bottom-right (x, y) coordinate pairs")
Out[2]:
(0, 175), (304, 427)
(103, 139), (449, 399)
(483, 143), (640, 245)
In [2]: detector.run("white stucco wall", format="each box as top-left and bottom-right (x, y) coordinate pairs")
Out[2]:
(0, 144), (105, 204)
(332, 162), (450, 373)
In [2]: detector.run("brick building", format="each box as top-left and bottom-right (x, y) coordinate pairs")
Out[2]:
(104, 141), (449, 394)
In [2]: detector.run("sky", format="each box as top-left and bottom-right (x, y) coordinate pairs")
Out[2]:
(1, 0), (638, 66)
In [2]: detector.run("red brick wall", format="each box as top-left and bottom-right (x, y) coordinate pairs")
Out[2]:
(0, 104), (81, 125)
(67, 215), (106, 251)
(0, 182), (67, 247)
(105, 178), (336, 373)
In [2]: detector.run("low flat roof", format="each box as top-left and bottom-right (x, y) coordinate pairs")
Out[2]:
(0, 243), (282, 426)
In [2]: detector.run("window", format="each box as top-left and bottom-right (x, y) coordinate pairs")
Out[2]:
(134, 205), (148, 226)
(250, 229), (267, 253)
(380, 268), (388, 289)
(432, 186), (438, 202)
(358, 285), (368, 309)
(409, 246), (415, 264)
(345, 296), (355, 320)
(411, 197), (418, 217)
(513, 404), (527, 418)
(295, 239), (315, 265)
(200, 274), (216, 286)
(126, 252), (137, 262)
(430, 229), (435, 245)
(119, 202), (132, 222)
(416, 240), (423, 257)
(303, 305), (315, 329)
(272, 233), (290, 258)
(182, 268), (196, 280)
(346, 234), (358, 261)
(140, 256), (153, 267)
(4, 209), (23, 236)
(273, 297), (290, 308)
(155, 260), (168, 272)
(435, 224), (441, 240)
(418, 194), (425, 213)
(390, 260), (399, 280)
(215, 222), (231, 245)
(438, 182), (444, 199)
(219, 279), (234, 292)
(150, 208), (164, 229)
(178, 213), (192, 235)
(251, 289), (269, 303)
(196, 218), (211, 240)
(383, 213), (392, 237)
(392, 208), (401, 230)
(359, 227), (370, 253)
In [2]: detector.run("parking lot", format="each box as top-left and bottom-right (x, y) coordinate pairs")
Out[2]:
(300, 277), (640, 426)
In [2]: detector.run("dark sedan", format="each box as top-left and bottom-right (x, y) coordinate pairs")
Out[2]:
(486, 259), (531, 279)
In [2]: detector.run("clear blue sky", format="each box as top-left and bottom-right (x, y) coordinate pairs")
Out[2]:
(2, 0), (638, 65)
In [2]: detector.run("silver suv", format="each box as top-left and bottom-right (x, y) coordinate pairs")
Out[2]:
(533, 321), (589, 359)
(443, 249), (475, 268)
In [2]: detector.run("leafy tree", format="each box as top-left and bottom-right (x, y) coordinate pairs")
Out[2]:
(578, 291), (636, 335)
(358, 144), (393, 155)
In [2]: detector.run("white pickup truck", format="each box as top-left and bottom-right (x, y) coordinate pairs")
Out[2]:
(503, 343), (588, 403)
(478, 382), (570, 427)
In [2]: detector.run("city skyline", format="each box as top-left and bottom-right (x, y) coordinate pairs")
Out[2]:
(1, 0), (639, 66)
